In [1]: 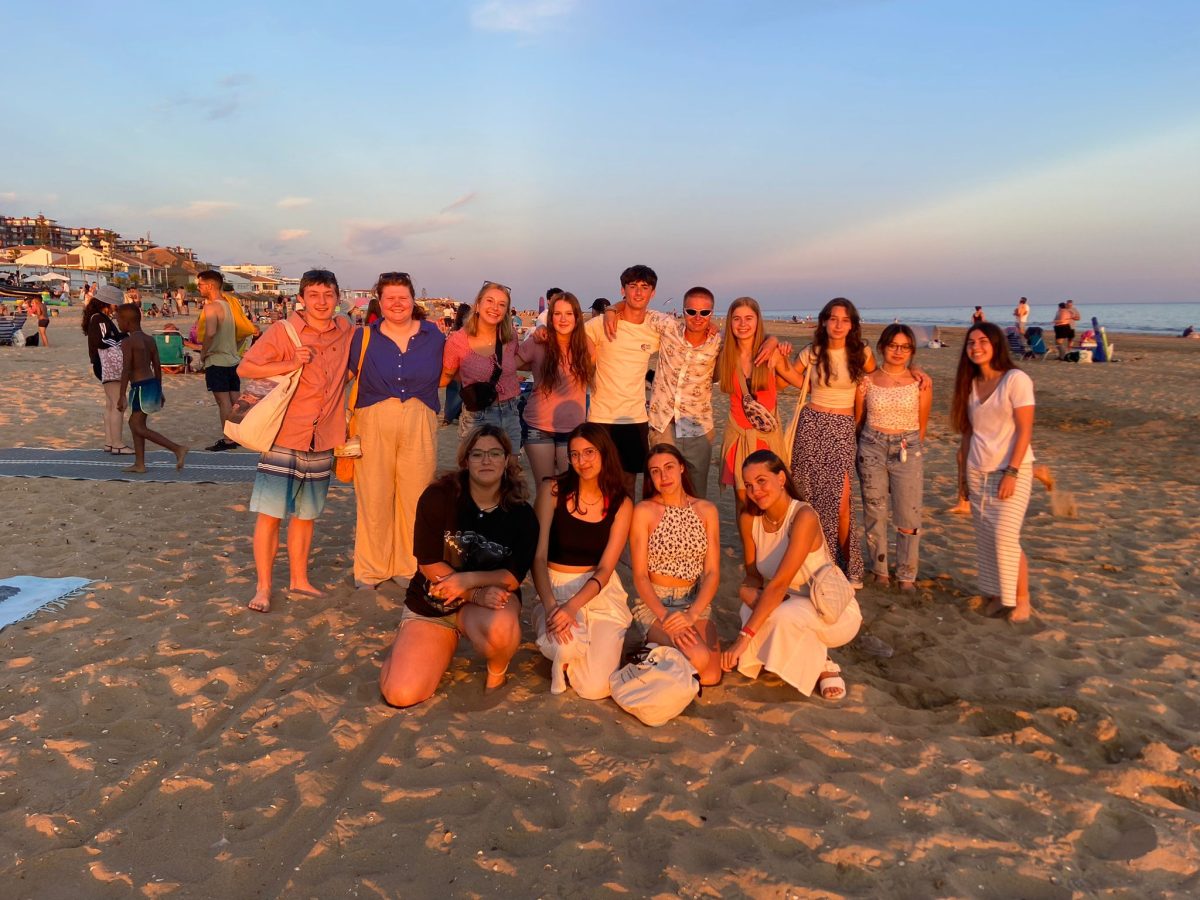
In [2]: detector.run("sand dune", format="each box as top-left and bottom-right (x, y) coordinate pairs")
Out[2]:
(1, 318), (1197, 896)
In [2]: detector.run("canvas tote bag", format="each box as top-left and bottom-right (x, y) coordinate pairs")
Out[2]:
(223, 321), (304, 453)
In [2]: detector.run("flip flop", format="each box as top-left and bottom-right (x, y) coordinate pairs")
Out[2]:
(110, 446), (135, 456)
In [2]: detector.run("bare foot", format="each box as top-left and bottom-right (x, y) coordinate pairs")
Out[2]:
(484, 665), (508, 691)
(1033, 465), (1054, 491)
(1009, 596), (1033, 623)
(947, 498), (971, 515)
(122, 464), (147, 474)
(288, 584), (323, 599)
(898, 581), (916, 593)
(248, 590), (271, 613)
(175, 446), (189, 471)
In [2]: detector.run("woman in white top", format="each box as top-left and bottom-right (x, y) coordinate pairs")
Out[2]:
(854, 324), (932, 591)
(722, 450), (863, 700)
(950, 323), (1036, 622)
(786, 298), (877, 587)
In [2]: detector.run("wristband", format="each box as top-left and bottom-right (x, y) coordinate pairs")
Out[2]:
(1004, 466), (1019, 477)
(586, 576), (602, 592)
(739, 626), (756, 639)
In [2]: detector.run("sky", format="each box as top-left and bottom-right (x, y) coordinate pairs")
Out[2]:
(2, 0), (1198, 310)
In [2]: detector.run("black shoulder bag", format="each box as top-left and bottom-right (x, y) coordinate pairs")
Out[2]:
(460, 333), (504, 412)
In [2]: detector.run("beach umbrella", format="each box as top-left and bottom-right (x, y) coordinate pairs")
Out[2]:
(23, 273), (53, 281)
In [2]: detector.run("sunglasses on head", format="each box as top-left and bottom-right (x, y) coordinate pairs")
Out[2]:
(482, 280), (511, 294)
(302, 269), (335, 279)
(378, 271), (411, 280)
(684, 307), (713, 317)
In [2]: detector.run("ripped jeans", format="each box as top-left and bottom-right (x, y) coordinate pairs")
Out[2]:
(856, 427), (923, 583)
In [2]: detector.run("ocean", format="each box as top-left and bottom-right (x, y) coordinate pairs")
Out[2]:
(764, 302), (1200, 336)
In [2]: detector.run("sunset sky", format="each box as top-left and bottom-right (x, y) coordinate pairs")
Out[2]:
(3, 0), (1197, 310)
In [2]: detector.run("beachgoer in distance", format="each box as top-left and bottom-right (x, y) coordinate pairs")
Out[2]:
(532, 423), (634, 698)
(723, 450), (863, 700)
(114, 304), (187, 474)
(951, 322), (1036, 622)
(517, 291), (594, 484)
(855, 323), (931, 592)
(589, 297), (610, 319)
(441, 281), (522, 451)
(1052, 302), (1073, 359)
(237, 269), (353, 613)
(1013, 298), (1030, 337)
(629, 443), (723, 685)
(83, 285), (131, 455)
(379, 425), (538, 705)
(197, 270), (242, 451)
(972, 306), (985, 324)
(28, 293), (49, 348)
(717, 296), (805, 512)
(348, 272), (445, 589)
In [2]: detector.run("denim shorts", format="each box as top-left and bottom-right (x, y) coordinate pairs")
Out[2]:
(523, 425), (572, 447)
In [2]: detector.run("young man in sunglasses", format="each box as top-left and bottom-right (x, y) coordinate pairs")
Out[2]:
(603, 286), (788, 498)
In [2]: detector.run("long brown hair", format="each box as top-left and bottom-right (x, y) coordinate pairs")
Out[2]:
(81, 296), (108, 334)
(950, 322), (1019, 434)
(643, 443), (697, 500)
(433, 424), (529, 509)
(718, 296), (771, 394)
(810, 298), (868, 387)
(538, 292), (594, 394)
(556, 423), (626, 513)
(740, 450), (804, 516)
(465, 281), (515, 344)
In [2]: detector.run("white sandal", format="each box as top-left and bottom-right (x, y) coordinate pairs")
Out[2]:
(817, 660), (846, 702)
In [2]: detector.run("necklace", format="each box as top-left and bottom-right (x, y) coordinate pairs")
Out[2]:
(764, 507), (787, 528)
(574, 489), (605, 514)
(878, 366), (910, 386)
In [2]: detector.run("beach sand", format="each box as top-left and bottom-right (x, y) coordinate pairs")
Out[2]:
(1, 316), (1198, 897)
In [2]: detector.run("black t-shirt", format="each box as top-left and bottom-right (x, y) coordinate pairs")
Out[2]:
(404, 477), (539, 618)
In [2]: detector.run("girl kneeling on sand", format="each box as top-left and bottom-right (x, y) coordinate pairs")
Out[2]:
(951, 323), (1036, 622)
(722, 450), (863, 701)
(532, 423), (633, 698)
(379, 426), (538, 707)
(629, 444), (723, 686)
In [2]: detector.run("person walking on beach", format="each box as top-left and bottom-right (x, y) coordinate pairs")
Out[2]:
(379, 425), (538, 706)
(237, 269), (353, 613)
(855, 324), (931, 592)
(1013, 298), (1030, 337)
(441, 282), (522, 452)
(348, 272), (445, 590)
(951, 322), (1036, 622)
(197, 270), (242, 451)
(114, 304), (187, 474)
(83, 286), (131, 455)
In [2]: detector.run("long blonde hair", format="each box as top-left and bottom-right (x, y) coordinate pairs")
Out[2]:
(465, 281), (516, 344)
(718, 296), (770, 395)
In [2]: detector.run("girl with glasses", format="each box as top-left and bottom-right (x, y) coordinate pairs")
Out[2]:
(380, 426), (538, 706)
(532, 423), (634, 698)
(950, 323), (1036, 622)
(348, 272), (445, 589)
(854, 324), (931, 592)
(717, 296), (806, 513)
(441, 282), (522, 453)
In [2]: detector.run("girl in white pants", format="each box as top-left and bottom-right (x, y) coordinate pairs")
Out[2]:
(951, 323), (1036, 622)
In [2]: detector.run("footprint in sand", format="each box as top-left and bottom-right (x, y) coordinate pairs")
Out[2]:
(1079, 806), (1158, 861)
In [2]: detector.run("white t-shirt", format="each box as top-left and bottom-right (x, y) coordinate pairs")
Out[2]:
(585, 314), (660, 424)
(968, 369), (1036, 471)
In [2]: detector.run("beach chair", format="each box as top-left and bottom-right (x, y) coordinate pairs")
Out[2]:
(1024, 326), (1052, 359)
(1004, 326), (1032, 359)
(1090, 317), (1115, 362)
(154, 332), (187, 374)
(0, 315), (27, 347)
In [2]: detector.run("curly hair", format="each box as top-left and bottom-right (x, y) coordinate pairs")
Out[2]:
(809, 298), (868, 387)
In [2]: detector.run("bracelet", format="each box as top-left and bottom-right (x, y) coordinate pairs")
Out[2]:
(740, 626), (756, 639)
(586, 576), (603, 592)
(1004, 466), (1019, 477)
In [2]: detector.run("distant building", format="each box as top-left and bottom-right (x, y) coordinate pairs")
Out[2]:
(140, 247), (202, 289)
(222, 270), (282, 294)
(221, 263), (280, 278)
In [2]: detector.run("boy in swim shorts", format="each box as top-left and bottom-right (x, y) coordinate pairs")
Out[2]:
(115, 304), (188, 475)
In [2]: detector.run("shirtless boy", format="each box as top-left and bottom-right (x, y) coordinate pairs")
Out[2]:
(115, 305), (188, 474)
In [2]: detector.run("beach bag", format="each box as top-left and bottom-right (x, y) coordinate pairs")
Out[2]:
(609, 645), (700, 726)
(781, 363), (813, 465)
(423, 530), (511, 614)
(99, 344), (124, 382)
(741, 372), (779, 433)
(334, 327), (371, 482)
(459, 334), (503, 412)
(223, 321), (303, 452)
(808, 562), (855, 624)
(196, 295), (259, 347)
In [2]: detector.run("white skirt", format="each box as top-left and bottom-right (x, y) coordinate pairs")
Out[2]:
(534, 568), (632, 700)
(737, 594), (862, 696)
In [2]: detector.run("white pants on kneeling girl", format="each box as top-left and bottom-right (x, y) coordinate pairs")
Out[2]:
(737, 595), (862, 696)
(535, 569), (631, 700)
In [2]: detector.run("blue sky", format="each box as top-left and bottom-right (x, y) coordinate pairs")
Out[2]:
(3, 0), (1198, 310)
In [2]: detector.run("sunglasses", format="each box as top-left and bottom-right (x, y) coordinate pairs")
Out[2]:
(378, 271), (411, 280)
(482, 280), (511, 294)
(302, 269), (336, 279)
(684, 308), (713, 317)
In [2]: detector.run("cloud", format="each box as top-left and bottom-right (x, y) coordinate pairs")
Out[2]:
(470, 0), (575, 34)
(277, 196), (313, 209)
(0, 191), (17, 202)
(440, 192), (478, 214)
(277, 229), (310, 242)
(156, 72), (253, 121)
(150, 200), (238, 219)
(345, 214), (466, 255)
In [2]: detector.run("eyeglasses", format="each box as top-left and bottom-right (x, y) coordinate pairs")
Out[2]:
(482, 280), (511, 295)
(378, 271), (410, 280)
(568, 447), (598, 463)
(467, 448), (506, 462)
(683, 308), (713, 317)
(885, 343), (915, 353)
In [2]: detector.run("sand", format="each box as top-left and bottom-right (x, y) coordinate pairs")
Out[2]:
(1, 315), (1198, 897)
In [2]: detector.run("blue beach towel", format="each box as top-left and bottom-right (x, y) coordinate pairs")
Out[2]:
(0, 577), (92, 631)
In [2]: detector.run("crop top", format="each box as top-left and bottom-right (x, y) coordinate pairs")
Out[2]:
(861, 379), (920, 432)
(547, 489), (621, 567)
(800, 345), (873, 409)
(646, 503), (707, 582)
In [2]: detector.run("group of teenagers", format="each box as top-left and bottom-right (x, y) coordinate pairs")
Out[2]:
(215, 264), (1036, 710)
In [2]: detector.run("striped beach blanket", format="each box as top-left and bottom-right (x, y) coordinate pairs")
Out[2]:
(0, 577), (91, 632)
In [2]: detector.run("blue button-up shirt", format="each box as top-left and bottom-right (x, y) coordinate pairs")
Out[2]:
(349, 319), (445, 413)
